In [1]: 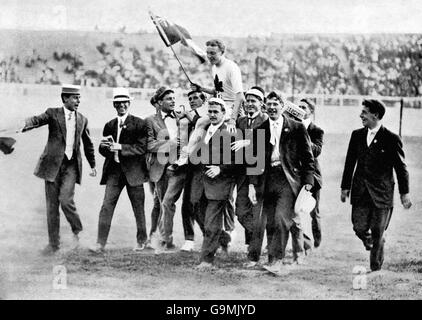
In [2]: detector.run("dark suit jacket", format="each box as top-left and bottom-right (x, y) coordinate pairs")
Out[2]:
(23, 107), (96, 184)
(145, 111), (180, 183)
(341, 125), (409, 208)
(250, 115), (315, 197)
(190, 122), (240, 202)
(307, 122), (324, 190)
(99, 114), (148, 186)
(236, 111), (268, 176)
(236, 111), (269, 131)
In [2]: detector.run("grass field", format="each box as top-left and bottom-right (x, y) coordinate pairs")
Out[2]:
(1, 127), (422, 300)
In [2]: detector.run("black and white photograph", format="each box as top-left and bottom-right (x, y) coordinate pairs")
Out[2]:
(0, 0), (421, 302)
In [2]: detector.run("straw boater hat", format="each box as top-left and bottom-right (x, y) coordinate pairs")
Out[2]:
(61, 84), (81, 95)
(112, 87), (134, 102)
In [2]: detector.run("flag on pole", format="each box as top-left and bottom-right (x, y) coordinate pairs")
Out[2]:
(149, 11), (207, 63)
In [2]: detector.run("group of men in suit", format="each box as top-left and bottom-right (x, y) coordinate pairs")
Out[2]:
(16, 38), (412, 274)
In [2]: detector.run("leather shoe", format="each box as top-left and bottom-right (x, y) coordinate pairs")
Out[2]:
(41, 245), (59, 256)
(132, 243), (146, 252)
(89, 243), (105, 254)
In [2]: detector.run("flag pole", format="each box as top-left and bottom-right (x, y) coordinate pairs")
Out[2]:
(169, 45), (193, 84)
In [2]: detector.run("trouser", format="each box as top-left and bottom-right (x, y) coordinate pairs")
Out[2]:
(162, 169), (188, 245)
(224, 194), (236, 232)
(352, 204), (393, 271)
(150, 172), (169, 240)
(310, 188), (322, 247)
(97, 162), (146, 247)
(148, 181), (161, 237)
(45, 156), (82, 249)
(181, 169), (198, 241)
(200, 199), (232, 263)
(264, 166), (304, 262)
(235, 175), (255, 245)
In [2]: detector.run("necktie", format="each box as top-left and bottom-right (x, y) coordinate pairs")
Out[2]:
(164, 112), (175, 119)
(114, 118), (123, 163)
(270, 122), (278, 146)
(367, 130), (376, 146)
(247, 117), (253, 127)
(68, 112), (73, 121)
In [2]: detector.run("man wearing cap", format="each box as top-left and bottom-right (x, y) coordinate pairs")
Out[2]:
(21, 84), (97, 254)
(145, 86), (180, 251)
(191, 97), (240, 270)
(145, 94), (163, 246)
(247, 91), (315, 272)
(91, 88), (148, 253)
(230, 88), (268, 252)
(341, 99), (412, 272)
(298, 98), (324, 248)
(174, 89), (208, 252)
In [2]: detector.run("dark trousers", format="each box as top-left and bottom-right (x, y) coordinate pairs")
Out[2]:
(264, 166), (304, 261)
(235, 175), (255, 245)
(224, 194), (236, 232)
(97, 162), (146, 247)
(181, 170), (198, 241)
(45, 157), (82, 249)
(352, 204), (393, 271)
(200, 199), (232, 263)
(162, 169), (189, 244)
(148, 181), (161, 237)
(310, 188), (322, 247)
(149, 172), (169, 240)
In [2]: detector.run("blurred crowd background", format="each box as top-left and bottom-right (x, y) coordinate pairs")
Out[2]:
(1, 32), (422, 98)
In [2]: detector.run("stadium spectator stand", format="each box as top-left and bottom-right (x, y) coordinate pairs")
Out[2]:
(1, 31), (422, 98)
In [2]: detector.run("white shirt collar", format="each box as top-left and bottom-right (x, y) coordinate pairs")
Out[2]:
(204, 120), (225, 144)
(248, 111), (260, 119)
(117, 113), (129, 124)
(63, 106), (75, 117)
(368, 123), (382, 134)
(195, 104), (208, 118)
(303, 118), (312, 129)
(269, 116), (283, 128)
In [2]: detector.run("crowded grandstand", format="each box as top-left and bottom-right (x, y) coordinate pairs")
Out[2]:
(1, 31), (422, 98)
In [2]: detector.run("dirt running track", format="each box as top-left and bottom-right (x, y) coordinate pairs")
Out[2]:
(1, 131), (421, 300)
